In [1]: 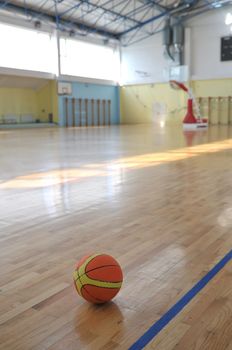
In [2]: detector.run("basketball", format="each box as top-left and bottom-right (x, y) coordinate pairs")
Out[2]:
(73, 254), (123, 304)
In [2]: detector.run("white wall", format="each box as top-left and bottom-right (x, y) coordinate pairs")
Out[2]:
(121, 7), (232, 85)
(121, 32), (169, 85)
(188, 8), (232, 80)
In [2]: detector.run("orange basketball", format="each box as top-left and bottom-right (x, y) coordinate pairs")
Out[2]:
(73, 254), (123, 304)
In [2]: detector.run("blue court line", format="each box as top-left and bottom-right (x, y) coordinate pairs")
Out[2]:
(128, 249), (232, 350)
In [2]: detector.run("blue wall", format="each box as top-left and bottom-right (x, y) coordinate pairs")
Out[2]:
(58, 81), (120, 126)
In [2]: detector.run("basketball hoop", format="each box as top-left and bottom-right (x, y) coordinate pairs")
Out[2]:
(169, 80), (189, 93)
(169, 80), (208, 129)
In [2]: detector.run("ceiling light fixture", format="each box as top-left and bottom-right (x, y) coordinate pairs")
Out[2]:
(225, 12), (232, 25)
(212, 1), (222, 7)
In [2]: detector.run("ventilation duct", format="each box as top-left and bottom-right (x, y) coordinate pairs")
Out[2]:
(163, 18), (184, 65)
(163, 19), (174, 61)
(172, 22), (184, 65)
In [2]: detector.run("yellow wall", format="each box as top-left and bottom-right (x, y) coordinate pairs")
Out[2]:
(120, 83), (186, 125)
(51, 81), (59, 123)
(0, 88), (38, 117)
(191, 79), (232, 97)
(37, 83), (52, 122)
(0, 81), (59, 124)
(36, 81), (58, 123)
(121, 78), (232, 125)
(37, 80), (58, 123)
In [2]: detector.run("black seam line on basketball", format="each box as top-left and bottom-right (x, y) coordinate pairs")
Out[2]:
(85, 255), (116, 272)
(86, 276), (123, 283)
(74, 276), (122, 285)
(87, 278), (122, 283)
(84, 255), (100, 271)
(74, 264), (120, 282)
(84, 284), (120, 290)
(75, 264), (121, 282)
(82, 285), (106, 303)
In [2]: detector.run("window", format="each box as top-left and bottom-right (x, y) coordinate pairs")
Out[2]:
(60, 38), (120, 82)
(0, 23), (57, 74)
(0, 23), (120, 81)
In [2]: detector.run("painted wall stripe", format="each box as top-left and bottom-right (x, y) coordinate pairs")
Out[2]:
(129, 249), (232, 350)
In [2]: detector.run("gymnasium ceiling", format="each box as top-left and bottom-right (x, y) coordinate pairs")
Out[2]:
(0, 0), (231, 45)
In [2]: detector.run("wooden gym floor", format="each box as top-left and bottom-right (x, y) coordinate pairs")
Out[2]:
(0, 125), (232, 350)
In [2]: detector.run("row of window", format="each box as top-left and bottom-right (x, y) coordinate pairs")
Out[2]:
(0, 23), (120, 81)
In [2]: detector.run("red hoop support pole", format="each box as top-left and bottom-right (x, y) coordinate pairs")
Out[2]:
(183, 99), (197, 124)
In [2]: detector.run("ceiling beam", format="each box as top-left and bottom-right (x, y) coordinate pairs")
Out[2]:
(118, 2), (190, 37)
(138, 0), (169, 12)
(59, 0), (141, 24)
(0, 1), (119, 40)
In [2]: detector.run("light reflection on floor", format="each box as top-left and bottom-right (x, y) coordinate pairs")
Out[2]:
(1, 138), (232, 190)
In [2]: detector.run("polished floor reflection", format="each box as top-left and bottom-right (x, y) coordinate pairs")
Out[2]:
(0, 125), (232, 350)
